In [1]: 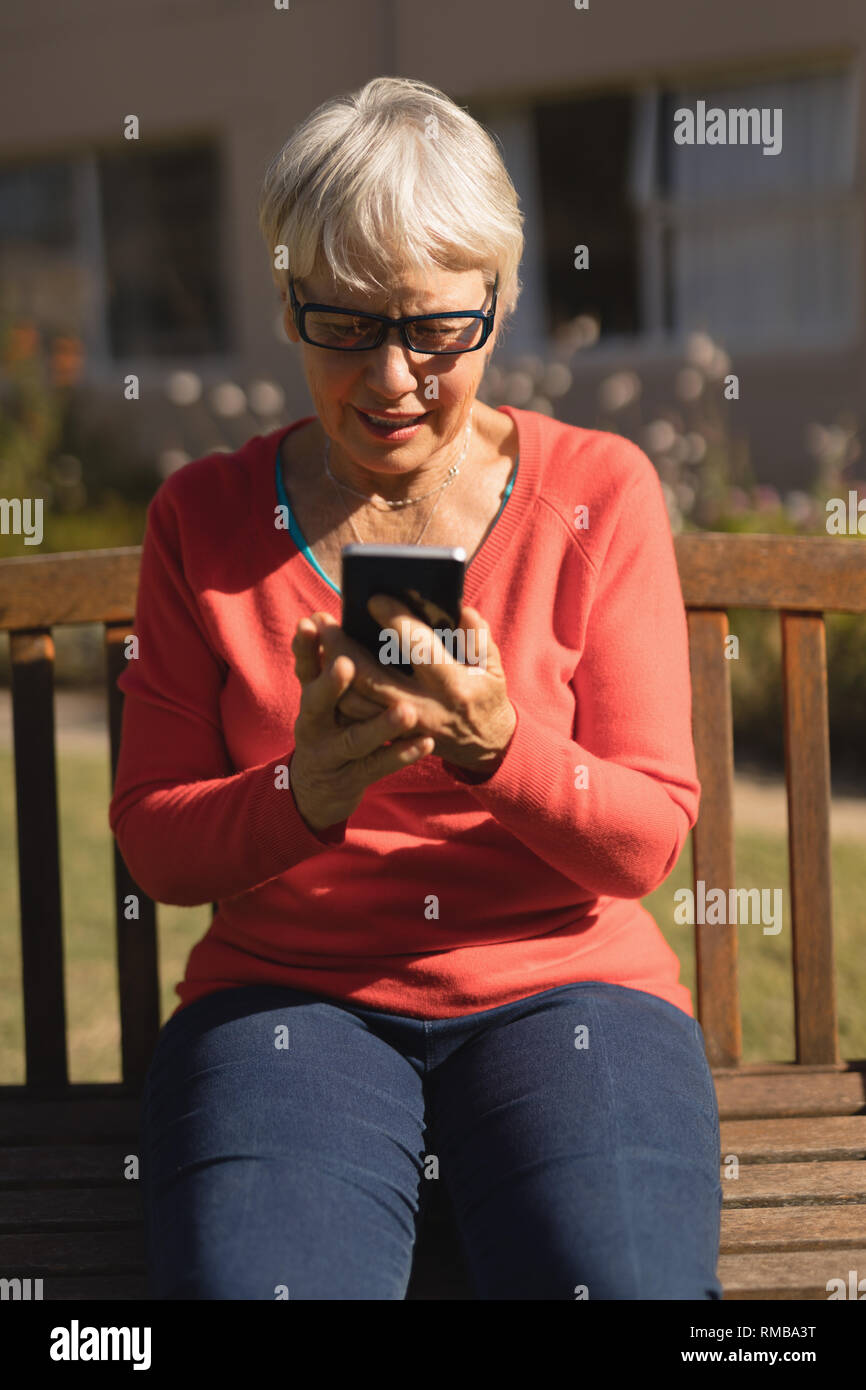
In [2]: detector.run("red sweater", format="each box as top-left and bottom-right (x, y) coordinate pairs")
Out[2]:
(109, 407), (700, 1020)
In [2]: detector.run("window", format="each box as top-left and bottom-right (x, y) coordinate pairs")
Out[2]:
(480, 65), (859, 354)
(533, 93), (640, 339)
(0, 139), (229, 362)
(650, 70), (860, 349)
(100, 143), (227, 357)
(0, 160), (85, 334)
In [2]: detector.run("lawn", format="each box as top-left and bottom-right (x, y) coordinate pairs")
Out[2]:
(1, 745), (864, 1082)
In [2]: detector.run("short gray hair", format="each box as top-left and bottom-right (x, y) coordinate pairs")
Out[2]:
(258, 76), (523, 329)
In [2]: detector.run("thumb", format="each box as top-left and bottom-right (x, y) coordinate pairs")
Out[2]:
(458, 603), (488, 631)
(456, 603), (499, 676)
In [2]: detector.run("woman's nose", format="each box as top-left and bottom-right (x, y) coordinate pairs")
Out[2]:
(365, 335), (420, 395)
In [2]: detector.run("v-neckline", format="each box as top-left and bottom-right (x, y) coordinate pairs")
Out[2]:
(268, 404), (540, 608)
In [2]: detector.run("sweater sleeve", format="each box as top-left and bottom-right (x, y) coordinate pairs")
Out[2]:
(108, 483), (345, 908)
(442, 462), (700, 898)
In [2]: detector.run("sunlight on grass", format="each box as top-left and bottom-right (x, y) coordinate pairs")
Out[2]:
(646, 832), (866, 1063)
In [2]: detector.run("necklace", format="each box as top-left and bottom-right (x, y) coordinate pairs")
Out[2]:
(325, 408), (473, 547)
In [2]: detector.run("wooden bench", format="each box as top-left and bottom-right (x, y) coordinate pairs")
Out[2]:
(1, 533), (865, 1300)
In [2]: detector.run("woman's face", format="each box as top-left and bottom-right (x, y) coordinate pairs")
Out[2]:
(282, 264), (498, 478)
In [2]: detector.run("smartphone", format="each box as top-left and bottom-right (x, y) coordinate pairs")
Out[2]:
(340, 543), (466, 676)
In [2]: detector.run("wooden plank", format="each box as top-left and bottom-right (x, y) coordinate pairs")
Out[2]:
(720, 1116), (866, 1162)
(687, 610), (740, 1067)
(0, 1188), (141, 1231)
(0, 1083), (136, 1097)
(675, 533), (866, 612)
(722, 1161), (866, 1206)
(5, 536), (864, 630)
(43, 1275), (151, 1300)
(714, 1069), (865, 1119)
(9, 629), (67, 1088)
(781, 612), (838, 1064)
(711, 1061), (866, 1076)
(105, 625), (160, 1091)
(0, 1147), (131, 1188)
(721, 1205), (866, 1252)
(0, 1229), (145, 1274)
(719, 1247), (866, 1298)
(0, 548), (140, 630)
(0, 1096), (142, 1143)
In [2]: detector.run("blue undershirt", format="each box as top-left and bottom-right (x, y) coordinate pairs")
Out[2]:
(274, 440), (518, 596)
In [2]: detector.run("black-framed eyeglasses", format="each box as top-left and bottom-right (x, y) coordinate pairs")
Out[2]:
(288, 272), (498, 354)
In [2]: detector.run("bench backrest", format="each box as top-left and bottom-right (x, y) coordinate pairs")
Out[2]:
(1, 534), (865, 1087)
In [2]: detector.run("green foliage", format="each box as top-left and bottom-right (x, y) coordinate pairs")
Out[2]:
(0, 313), (153, 559)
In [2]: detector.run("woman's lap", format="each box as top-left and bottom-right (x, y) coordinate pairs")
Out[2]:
(141, 981), (722, 1300)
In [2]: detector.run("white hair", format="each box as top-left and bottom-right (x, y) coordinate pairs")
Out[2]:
(258, 76), (524, 328)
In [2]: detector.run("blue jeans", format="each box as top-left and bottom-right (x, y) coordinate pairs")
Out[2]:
(140, 980), (723, 1300)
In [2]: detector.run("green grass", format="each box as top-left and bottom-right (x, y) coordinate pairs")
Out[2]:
(1, 745), (864, 1082)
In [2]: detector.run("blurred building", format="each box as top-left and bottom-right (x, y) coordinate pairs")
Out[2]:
(0, 0), (862, 487)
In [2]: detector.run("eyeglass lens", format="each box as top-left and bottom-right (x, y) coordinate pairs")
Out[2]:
(303, 310), (485, 351)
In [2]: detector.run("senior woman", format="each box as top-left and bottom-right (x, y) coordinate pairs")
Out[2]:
(110, 76), (723, 1301)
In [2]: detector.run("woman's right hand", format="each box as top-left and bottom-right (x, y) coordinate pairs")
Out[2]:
(289, 616), (434, 832)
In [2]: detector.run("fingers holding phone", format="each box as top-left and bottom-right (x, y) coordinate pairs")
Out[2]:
(289, 634), (433, 833)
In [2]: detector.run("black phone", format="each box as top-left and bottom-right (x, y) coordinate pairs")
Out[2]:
(340, 543), (466, 677)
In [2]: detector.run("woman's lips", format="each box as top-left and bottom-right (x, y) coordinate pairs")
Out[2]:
(354, 406), (430, 439)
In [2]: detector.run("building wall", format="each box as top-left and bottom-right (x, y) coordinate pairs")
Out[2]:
(0, 0), (863, 486)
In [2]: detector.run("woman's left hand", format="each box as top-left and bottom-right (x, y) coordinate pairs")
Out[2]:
(309, 595), (517, 776)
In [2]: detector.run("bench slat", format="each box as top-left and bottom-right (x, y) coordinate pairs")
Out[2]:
(687, 610), (740, 1067)
(0, 1188), (141, 1231)
(42, 1275), (151, 1300)
(0, 1096), (141, 1143)
(720, 1116), (866, 1162)
(718, 1247), (866, 1298)
(714, 1068), (865, 1118)
(3, 537), (866, 630)
(722, 1160), (866, 1206)
(6, 1152), (865, 1202)
(9, 630), (67, 1088)
(105, 625), (160, 1091)
(0, 1147), (130, 1187)
(5, 1069), (860, 1135)
(721, 1205), (866, 1251)
(0, 1229), (145, 1274)
(0, 548), (139, 630)
(676, 533), (866, 612)
(781, 612), (838, 1065)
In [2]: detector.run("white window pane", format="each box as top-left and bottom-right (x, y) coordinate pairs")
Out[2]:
(671, 203), (860, 347)
(667, 70), (856, 200)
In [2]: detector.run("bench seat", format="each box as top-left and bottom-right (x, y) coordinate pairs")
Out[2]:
(3, 1063), (864, 1299)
